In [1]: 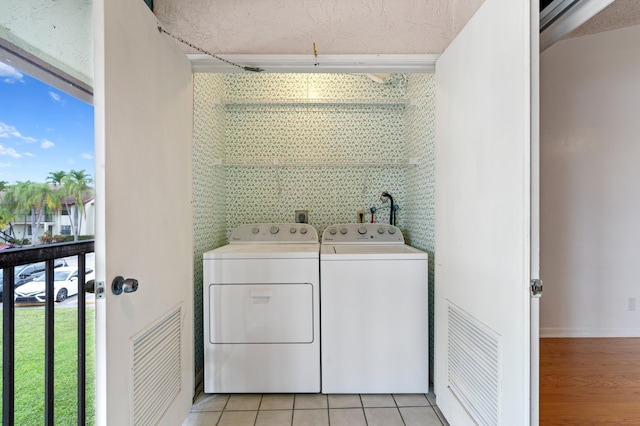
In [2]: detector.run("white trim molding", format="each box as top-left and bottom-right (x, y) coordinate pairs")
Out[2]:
(540, 0), (615, 51)
(188, 54), (438, 74)
(0, 38), (93, 104)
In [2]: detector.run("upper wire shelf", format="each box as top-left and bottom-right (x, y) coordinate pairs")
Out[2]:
(216, 98), (414, 106)
(213, 158), (418, 167)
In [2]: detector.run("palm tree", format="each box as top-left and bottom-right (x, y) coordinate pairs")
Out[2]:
(5, 181), (60, 245)
(0, 180), (15, 232)
(47, 170), (67, 188)
(62, 170), (93, 241)
(3, 183), (27, 242)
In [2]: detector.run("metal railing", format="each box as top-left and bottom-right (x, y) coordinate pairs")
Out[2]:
(0, 241), (95, 426)
(12, 214), (55, 224)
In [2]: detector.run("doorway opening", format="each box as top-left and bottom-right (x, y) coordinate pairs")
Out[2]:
(0, 53), (96, 424)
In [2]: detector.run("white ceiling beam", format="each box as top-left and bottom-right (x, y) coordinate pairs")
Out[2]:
(188, 54), (438, 74)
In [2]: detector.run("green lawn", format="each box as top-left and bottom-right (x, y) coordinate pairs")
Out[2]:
(0, 305), (95, 425)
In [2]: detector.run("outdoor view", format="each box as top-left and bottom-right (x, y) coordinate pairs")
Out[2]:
(0, 59), (96, 424)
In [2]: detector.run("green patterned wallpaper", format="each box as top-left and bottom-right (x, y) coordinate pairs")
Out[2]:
(192, 73), (226, 382)
(192, 72), (436, 387)
(223, 73), (409, 235)
(405, 73), (436, 380)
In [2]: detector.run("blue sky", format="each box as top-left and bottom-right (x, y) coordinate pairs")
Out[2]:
(0, 60), (94, 185)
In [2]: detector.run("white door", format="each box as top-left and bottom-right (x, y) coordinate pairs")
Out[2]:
(93, 0), (194, 424)
(434, 0), (537, 424)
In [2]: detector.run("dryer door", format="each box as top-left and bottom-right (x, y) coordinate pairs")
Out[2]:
(208, 283), (314, 344)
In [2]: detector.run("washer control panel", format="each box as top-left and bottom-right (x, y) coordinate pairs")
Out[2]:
(230, 223), (318, 243)
(322, 223), (404, 243)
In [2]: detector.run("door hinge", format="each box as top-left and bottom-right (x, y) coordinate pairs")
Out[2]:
(531, 279), (543, 297)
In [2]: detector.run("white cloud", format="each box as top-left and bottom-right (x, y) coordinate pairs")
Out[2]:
(0, 122), (14, 137)
(68, 158), (76, 165)
(49, 91), (63, 103)
(81, 152), (94, 160)
(0, 122), (37, 143)
(0, 144), (21, 158)
(40, 139), (55, 149)
(0, 162), (11, 168)
(0, 62), (23, 83)
(23, 152), (36, 157)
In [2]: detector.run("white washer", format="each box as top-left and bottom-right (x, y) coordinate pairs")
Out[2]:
(321, 223), (429, 394)
(203, 223), (320, 393)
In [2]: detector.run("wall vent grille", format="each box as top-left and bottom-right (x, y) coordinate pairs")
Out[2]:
(132, 307), (182, 426)
(448, 303), (501, 426)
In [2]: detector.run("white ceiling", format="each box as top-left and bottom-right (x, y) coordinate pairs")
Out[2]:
(153, 0), (485, 56)
(567, 0), (640, 38)
(153, 0), (640, 66)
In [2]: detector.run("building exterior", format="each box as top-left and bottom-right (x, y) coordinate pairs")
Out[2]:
(8, 196), (95, 244)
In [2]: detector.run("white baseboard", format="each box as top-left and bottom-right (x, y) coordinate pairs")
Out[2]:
(540, 327), (640, 338)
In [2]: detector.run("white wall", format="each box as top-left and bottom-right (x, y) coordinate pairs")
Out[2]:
(540, 24), (640, 337)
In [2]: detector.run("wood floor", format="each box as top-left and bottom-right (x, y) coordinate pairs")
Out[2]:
(540, 338), (640, 425)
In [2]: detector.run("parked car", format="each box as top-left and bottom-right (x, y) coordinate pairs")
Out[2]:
(14, 259), (67, 287)
(14, 266), (95, 303)
(0, 259), (69, 298)
(0, 243), (18, 250)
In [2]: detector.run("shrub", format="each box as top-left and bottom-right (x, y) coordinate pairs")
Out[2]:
(39, 231), (54, 244)
(61, 235), (95, 242)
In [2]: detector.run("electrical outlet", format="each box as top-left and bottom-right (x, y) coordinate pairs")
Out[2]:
(628, 297), (636, 311)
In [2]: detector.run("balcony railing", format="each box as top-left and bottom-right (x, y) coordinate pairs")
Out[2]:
(12, 214), (55, 224)
(0, 241), (95, 426)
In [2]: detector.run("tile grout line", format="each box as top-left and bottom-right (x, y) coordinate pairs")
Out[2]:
(252, 394), (263, 426)
(325, 394), (330, 426)
(359, 394), (369, 426)
(214, 394), (230, 426)
(197, 393), (444, 426)
(392, 394), (408, 426)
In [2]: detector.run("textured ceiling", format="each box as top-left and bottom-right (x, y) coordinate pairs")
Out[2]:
(567, 0), (640, 38)
(154, 0), (640, 57)
(153, 0), (485, 55)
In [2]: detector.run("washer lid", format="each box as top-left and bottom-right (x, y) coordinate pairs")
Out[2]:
(321, 243), (427, 260)
(205, 243), (320, 259)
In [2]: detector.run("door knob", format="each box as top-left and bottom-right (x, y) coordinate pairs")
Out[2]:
(112, 276), (139, 295)
(85, 279), (96, 293)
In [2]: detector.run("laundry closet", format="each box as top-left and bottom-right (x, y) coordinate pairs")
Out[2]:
(192, 72), (436, 384)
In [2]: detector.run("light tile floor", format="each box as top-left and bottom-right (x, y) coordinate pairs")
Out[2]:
(184, 392), (449, 426)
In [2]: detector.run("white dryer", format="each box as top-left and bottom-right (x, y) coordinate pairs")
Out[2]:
(321, 223), (429, 394)
(203, 223), (320, 393)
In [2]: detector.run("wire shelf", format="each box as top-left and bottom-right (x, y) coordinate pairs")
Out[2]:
(213, 158), (418, 167)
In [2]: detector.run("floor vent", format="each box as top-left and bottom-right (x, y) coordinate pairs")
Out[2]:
(448, 302), (501, 426)
(132, 307), (182, 426)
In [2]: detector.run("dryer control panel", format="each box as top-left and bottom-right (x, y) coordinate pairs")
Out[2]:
(322, 223), (405, 244)
(230, 223), (319, 243)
